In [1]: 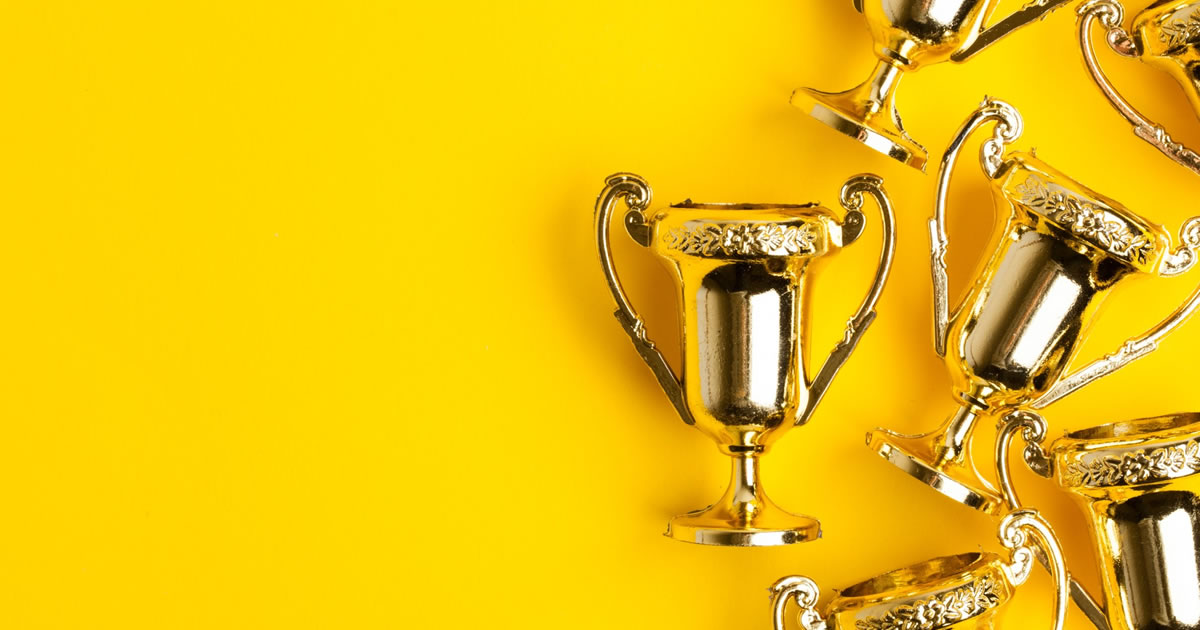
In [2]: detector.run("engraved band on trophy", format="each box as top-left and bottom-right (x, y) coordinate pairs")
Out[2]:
(791, 0), (1075, 171)
(595, 172), (895, 546)
(997, 411), (1200, 630)
(770, 509), (1068, 630)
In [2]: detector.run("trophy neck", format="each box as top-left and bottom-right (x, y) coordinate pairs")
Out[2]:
(825, 552), (1014, 630)
(863, 0), (998, 69)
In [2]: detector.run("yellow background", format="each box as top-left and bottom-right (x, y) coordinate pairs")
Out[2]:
(2, 1), (1199, 628)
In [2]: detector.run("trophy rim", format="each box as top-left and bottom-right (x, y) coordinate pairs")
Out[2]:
(1061, 411), (1200, 444)
(837, 552), (993, 599)
(670, 201), (820, 211)
(1053, 412), (1200, 489)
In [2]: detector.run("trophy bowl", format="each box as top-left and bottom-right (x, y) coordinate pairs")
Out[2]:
(792, 0), (1074, 170)
(770, 510), (1069, 630)
(595, 172), (895, 546)
(867, 98), (1200, 515)
(998, 411), (1200, 630)
(1078, 0), (1200, 174)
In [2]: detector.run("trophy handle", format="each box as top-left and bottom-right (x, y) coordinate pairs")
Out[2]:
(769, 576), (825, 630)
(998, 509), (1069, 630)
(1033, 217), (1200, 409)
(931, 98), (1023, 357)
(995, 411), (1053, 511)
(796, 174), (896, 426)
(952, 0), (1076, 62)
(1078, 0), (1200, 175)
(595, 172), (695, 425)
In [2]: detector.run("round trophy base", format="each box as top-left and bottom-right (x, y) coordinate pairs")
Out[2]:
(666, 504), (821, 547)
(867, 428), (1003, 514)
(790, 87), (928, 171)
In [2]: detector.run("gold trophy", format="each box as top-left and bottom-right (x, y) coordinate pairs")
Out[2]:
(867, 98), (1200, 517)
(792, 0), (1075, 171)
(770, 509), (1069, 630)
(595, 172), (895, 546)
(997, 411), (1200, 630)
(1078, 0), (1200, 174)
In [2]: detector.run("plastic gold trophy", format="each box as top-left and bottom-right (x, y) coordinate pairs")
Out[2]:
(997, 411), (1200, 630)
(770, 510), (1068, 630)
(595, 172), (895, 546)
(1078, 0), (1200, 174)
(867, 98), (1200, 516)
(791, 0), (1075, 171)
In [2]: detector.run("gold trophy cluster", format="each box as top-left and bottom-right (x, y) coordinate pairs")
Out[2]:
(594, 2), (1200, 629)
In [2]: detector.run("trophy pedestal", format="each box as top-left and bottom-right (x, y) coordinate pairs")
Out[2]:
(867, 426), (1004, 514)
(790, 64), (928, 171)
(666, 453), (821, 547)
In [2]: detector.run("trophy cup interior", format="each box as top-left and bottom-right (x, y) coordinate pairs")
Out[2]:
(870, 152), (1173, 514)
(648, 202), (847, 546)
(1135, 1), (1200, 115)
(825, 552), (1015, 629)
(1053, 412), (1200, 630)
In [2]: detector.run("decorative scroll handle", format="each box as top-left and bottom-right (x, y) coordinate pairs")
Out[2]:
(797, 174), (896, 425)
(931, 98), (1023, 357)
(1033, 216), (1200, 408)
(770, 576), (826, 630)
(999, 510), (1069, 630)
(1078, 0), (1200, 174)
(595, 173), (694, 425)
(952, 0), (1076, 62)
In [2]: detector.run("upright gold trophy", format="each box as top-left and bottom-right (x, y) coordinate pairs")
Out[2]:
(868, 99), (1200, 516)
(792, 0), (1074, 170)
(770, 509), (1069, 630)
(1078, 0), (1200, 174)
(596, 172), (895, 546)
(997, 411), (1200, 630)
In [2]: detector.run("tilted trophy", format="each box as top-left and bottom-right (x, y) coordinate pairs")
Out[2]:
(792, 0), (1075, 171)
(770, 509), (1068, 630)
(867, 98), (1200, 516)
(595, 172), (895, 546)
(1077, 0), (1200, 174)
(997, 411), (1200, 630)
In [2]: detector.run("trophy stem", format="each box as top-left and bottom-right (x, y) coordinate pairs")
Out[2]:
(665, 451), (821, 547)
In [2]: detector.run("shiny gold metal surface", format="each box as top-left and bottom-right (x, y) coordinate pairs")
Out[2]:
(868, 99), (1200, 516)
(770, 510), (1068, 630)
(998, 412), (1200, 630)
(595, 172), (895, 546)
(792, 0), (1074, 170)
(1078, 0), (1200, 174)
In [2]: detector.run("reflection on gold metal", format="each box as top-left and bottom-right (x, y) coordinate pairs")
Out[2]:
(791, 0), (1074, 170)
(998, 412), (1200, 630)
(1078, 0), (1200, 174)
(867, 98), (1200, 518)
(595, 172), (895, 546)
(770, 510), (1068, 630)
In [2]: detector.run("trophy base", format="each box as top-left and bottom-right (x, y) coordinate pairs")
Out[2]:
(666, 503), (821, 547)
(790, 86), (928, 171)
(867, 427), (1003, 514)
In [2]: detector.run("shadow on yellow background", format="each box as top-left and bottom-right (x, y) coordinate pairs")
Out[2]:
(2, 1), (1199, 628)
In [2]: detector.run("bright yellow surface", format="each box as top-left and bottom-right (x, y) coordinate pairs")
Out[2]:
(2, 1), (1199, 628)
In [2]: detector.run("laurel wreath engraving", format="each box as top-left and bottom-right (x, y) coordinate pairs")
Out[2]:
(663, 222), (818, 257)
(854, 576), (1000, 630)
(1161, 6), (1200, 49)
(1017, 176), (1154, 264)
(1064, 438), (1200, 487)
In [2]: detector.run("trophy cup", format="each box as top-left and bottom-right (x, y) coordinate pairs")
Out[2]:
(770, 509), (1069, 630)
(997, 411), (1200, 630)
(1078, 0), (1200, 175)
(867, 98), (1200, 517)
(791, 0), (1075, 171)
(595, 172), (895, 546)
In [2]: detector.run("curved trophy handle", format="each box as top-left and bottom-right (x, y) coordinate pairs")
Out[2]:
(1078, 0), (1200, 175)
(770, 576), (825, 630)
(999, 509), (1069, 630)
(1033, 217), (1200, 408)
(931, 98), (1023, 357)
(952, 0), (1076, 62)
(595, 173), (694, 425)
(796, 174), (896, 426)
(852, 0), (863, 13)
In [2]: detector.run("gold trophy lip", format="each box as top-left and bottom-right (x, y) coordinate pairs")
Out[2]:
(836, 552), (996, 601)
(1053, 412), (1200, 489)
(670, 201), (820, 210)
(866, 428), (1004, 514)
